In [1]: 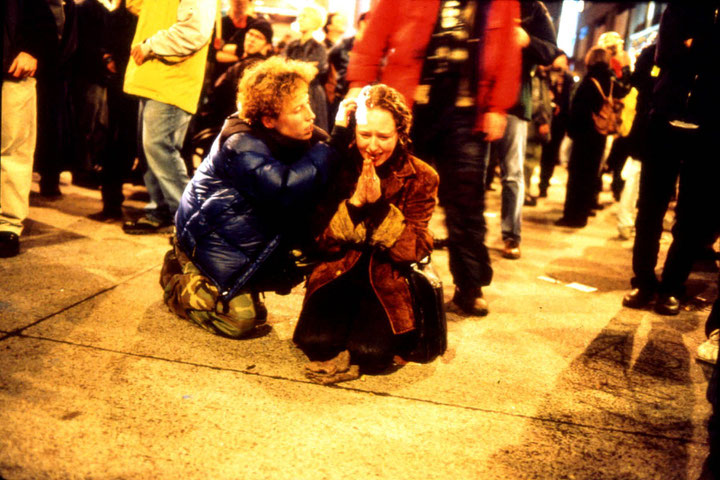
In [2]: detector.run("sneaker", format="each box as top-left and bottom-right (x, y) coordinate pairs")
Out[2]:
(697, 329), (719, 365)
(502, 239), (521, 259)
(122, 215), (173, 235)
(0, 231), (20, 258)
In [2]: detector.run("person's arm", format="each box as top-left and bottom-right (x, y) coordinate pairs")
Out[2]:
(475, 0), (522, 138)
(377, 164), (438, 263)
(345, 0), (394, 91)
(321, 160), (438, 264)
(141, 0), (216, 58)
(522, 1), (558, 68)
(225, 135), (338, 213)
(125, 0), (142, 16)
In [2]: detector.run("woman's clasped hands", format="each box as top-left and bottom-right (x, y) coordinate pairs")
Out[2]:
(349, 159), (381, 207)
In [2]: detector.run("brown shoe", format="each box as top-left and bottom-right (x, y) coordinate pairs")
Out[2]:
(502, 239), (521, 259)
(447, 287), (489, 316)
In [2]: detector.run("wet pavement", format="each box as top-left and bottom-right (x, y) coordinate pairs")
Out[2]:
(1, 171), (717, 479)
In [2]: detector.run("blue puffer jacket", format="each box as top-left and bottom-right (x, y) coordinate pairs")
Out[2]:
(175, 117), (341, 300)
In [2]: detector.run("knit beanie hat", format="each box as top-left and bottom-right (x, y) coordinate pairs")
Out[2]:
(248, 18), (273, 45)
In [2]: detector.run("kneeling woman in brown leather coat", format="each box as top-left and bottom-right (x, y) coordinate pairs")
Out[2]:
(293, 85), (439, 383)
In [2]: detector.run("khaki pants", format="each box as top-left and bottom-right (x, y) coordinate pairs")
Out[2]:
(160, 240), (259, 338)
(1, 78), (37, 235)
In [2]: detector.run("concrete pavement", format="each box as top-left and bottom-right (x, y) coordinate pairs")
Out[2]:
(1, 171), (717, 480)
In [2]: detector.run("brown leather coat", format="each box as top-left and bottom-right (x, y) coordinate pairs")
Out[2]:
(303, 153), (439, 334)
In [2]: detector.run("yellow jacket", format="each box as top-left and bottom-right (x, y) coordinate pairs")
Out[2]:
(123, 0), (216, 114)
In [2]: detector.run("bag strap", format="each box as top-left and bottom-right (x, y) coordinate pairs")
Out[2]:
(590, 77), (607, 100)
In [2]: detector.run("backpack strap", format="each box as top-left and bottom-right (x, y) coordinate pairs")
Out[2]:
(590, 77), (607, 99)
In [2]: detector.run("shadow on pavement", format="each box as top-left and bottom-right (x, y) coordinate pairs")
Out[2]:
(486, 309), (707, 479)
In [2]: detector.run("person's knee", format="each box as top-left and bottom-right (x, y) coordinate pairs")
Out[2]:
(348, 342), (393, 373)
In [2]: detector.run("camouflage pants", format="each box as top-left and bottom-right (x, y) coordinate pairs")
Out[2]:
(160, 241), (259, 338)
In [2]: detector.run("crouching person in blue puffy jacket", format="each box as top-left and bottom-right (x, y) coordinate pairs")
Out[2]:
(160, 56), (352, 338)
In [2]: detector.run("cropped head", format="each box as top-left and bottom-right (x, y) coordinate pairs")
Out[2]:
(355, 84), (413, 167)
(585, 46), (611, 68)
(297, 4), (326, 33)
(324, 12), (347, 37)
(244, 18), (273, 55)
(237, 57), (317, 139)
(597, 31), (623, 56)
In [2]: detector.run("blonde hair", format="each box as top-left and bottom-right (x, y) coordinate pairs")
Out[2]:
(298, 4), (326, 32)
(237, 56), (316, 125)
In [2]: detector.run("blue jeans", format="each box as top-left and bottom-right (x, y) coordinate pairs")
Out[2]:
(138, 99), (191, 222)
(490, 114), (526, 243)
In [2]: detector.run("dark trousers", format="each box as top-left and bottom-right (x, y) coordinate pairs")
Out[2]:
(100, 79), (138, 211)
(631, 118), (718, 296)
(538, 125), (564, 193)
(413, 107), (493, 291)
(561, 130), (606, 225)
(294, 254), (405, 373)
(605, 135), (632, 199)
(35, 71), (74, 191)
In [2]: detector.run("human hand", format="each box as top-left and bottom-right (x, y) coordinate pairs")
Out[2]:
(477, 112), (507, 142)
(363, 160), (381, 203)
(103, 53), (117, 74)
(130, 43), (152, 65)
(8, 52), (37, 78)
(349, 159), (381, 206)
(514, 20), (530, 48)
(213, 37), (225, 50)
(334, 98), (357, 128)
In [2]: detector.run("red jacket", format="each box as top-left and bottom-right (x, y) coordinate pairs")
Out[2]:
(347, 0), (521, 127)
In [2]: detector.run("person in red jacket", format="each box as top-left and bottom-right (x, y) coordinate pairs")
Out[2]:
(345, 0), (521, 316)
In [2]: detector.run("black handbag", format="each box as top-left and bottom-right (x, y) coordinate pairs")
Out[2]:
(404, 256), (447, 363)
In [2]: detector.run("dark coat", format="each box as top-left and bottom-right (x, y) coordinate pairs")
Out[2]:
(652, 3), (720, 127)
(509, 0), (559, 121)
(2, 0), (58, 81)
(284, 38), (329, 132)
(175, 118), (341, 300)
(567, 63), (614, 141)
(303, 151), (439, 335)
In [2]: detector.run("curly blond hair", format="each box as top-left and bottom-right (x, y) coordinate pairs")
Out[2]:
(361, 84), (413, 152)
(237, 56), (316, 125)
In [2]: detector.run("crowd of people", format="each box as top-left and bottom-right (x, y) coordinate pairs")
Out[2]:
(2, 1), (718, 396)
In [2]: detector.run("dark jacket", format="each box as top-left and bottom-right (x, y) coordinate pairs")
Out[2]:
(2, 0), (58, 81)
(175, 117), (343, 300)
(303, 150), (439, 335)
(567, 63), (614, 140)
(652, 3), (720, 127)
(627, 43), (657, 160)
(284, 38), (329, 132)
(509, 0), (559, 121)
